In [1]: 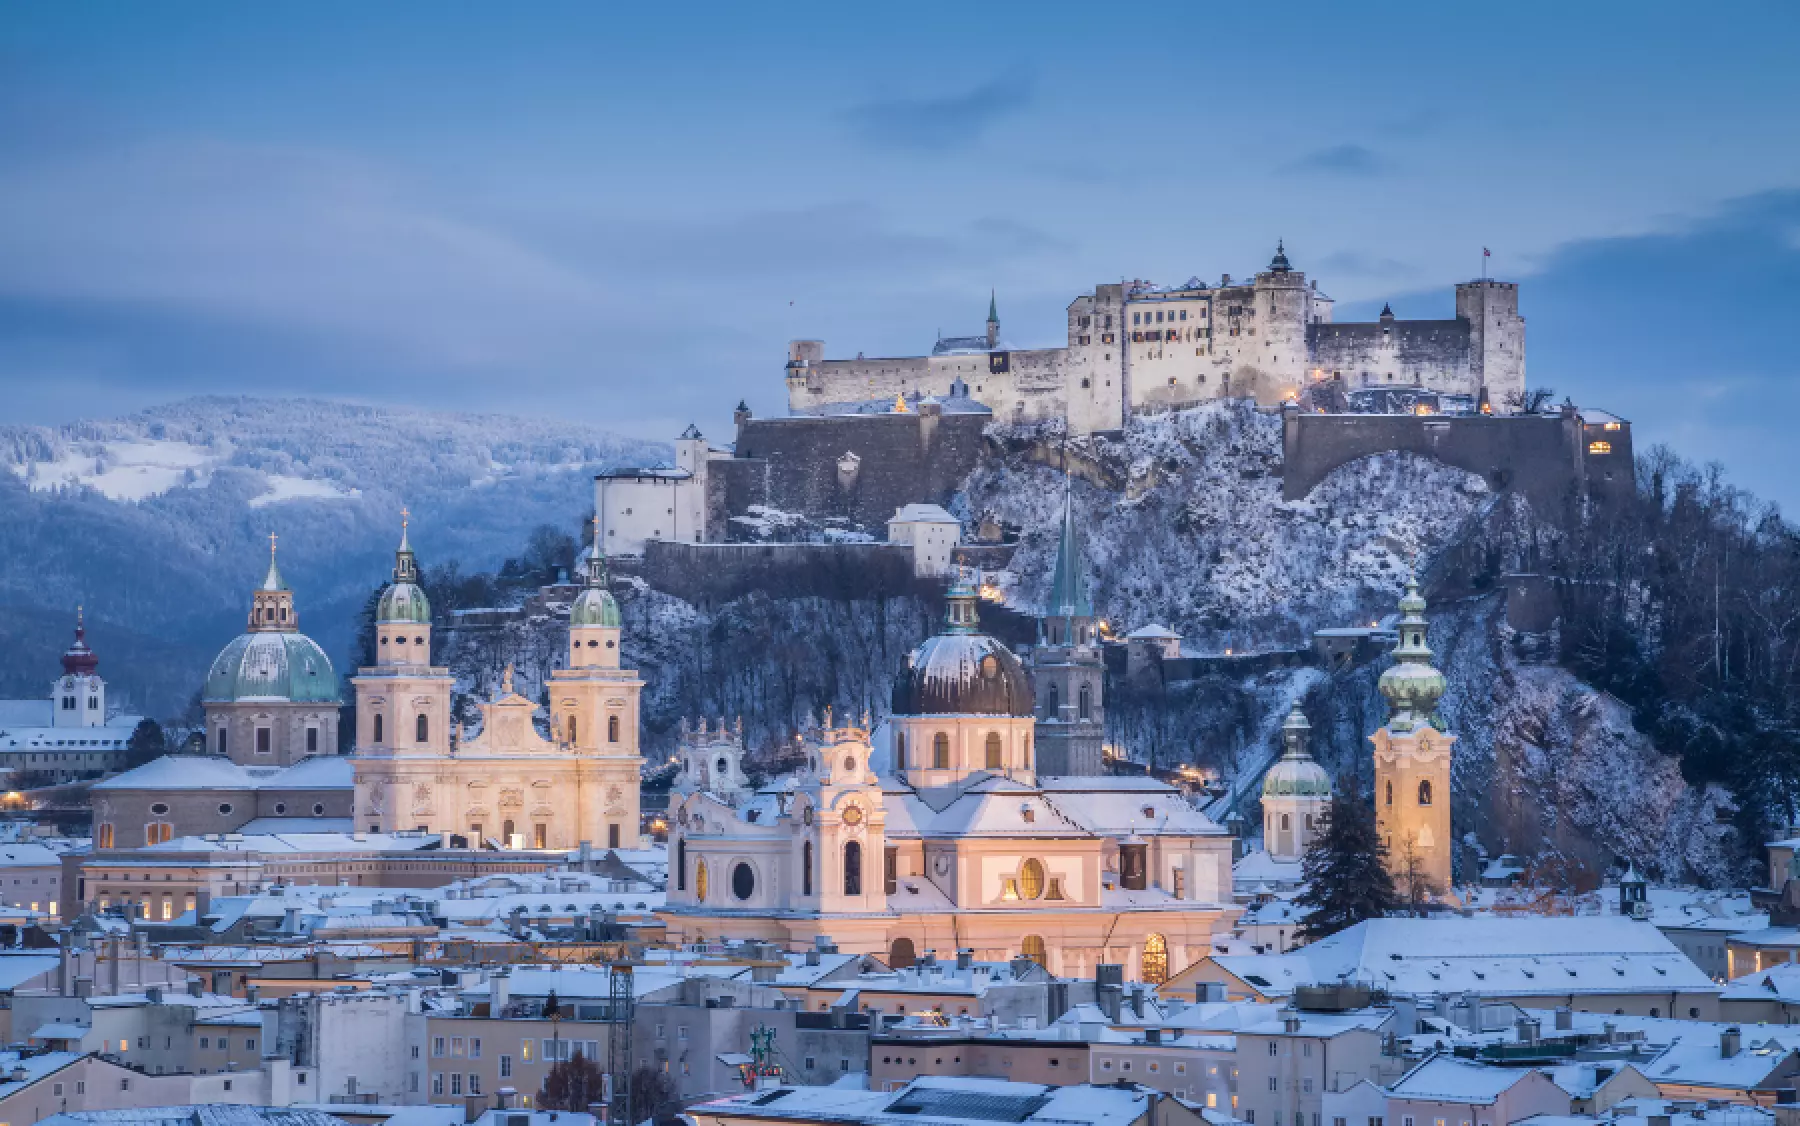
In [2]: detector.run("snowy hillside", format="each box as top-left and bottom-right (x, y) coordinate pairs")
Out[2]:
(0, 397), (665, 715)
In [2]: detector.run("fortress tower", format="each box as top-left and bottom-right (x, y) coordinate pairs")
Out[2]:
(1456, 279), (1525, 410)
(1370, 577), (1455, 897)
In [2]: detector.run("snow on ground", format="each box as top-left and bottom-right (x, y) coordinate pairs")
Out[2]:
(247, 475), (362, 508)
(12, 439), (215, 501)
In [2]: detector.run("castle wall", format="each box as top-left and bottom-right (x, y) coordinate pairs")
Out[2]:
(725, 410), (990, 532)
(1282, 409), (1628, 517)
(1306, 320), (1475, 394)
(641, 541), (926, 606)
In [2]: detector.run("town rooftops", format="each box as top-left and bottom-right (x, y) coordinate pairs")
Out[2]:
(92, 754), (353, 792)
(38, 1108), (352, 1126)
(1644, 1031), (1800, 1090)
(1390, 1054), (1552, 1104)
(690, 1075), (1154, 1126)
(1211, 917), (1716, 999)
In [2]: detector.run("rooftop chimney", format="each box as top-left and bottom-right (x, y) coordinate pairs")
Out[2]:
(1722, 1027), (1742, 1058)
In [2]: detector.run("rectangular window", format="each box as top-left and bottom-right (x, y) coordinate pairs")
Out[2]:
(306, 728), (318, 752)
(1269, 1078), (1278, 1091)
(451, 1037), (465, 1057)
(256, 728), (271, 753)
(451, 1074), (463, 1096)
(521, 1039), (534, 1062)
(534, 824), (547, 849)
(470, 1074), (482, 1095)
(500, 1055), (513, 1078)
(432, 1074), (444, 1096)
(433, 1037), (446, 1058)
(678, 1026), (689, 1041)
(200, 1038), (210, 1049)
(470, 1038), (481, 1059)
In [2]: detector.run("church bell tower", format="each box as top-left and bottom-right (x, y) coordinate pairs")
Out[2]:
(1371, 577), (1455, 897)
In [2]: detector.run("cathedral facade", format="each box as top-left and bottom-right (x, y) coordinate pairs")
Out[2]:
(661, 574), (1237, 985)
(350, 527), (644, 851)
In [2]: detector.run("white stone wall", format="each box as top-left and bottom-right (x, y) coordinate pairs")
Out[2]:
(596, 473), (702, 556)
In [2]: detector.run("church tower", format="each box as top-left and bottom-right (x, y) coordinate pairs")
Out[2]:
(548, 534), (646, 850)
(1371, 577), (1455, 897)
(802, 715), (889, 919)
(52, 610), (105, 728)
(986, 290), (1001, 350)
(1032, 479), (1105, 776)
(1261, 702), (1331, 861)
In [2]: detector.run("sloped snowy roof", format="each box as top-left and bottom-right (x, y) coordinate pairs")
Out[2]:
(1722, 963), (1800, 1003)
(1645, 1033), (1799, 1088)
(1212, 917), (1715, 999)
(1390, 1055), (1549, 1103)
(0, 844), (61, 867)
(0, 702), (53, 727)
(94, 754), (352, 793)
(1233, 849), (1305, 887)
(890, 503), (958, 524)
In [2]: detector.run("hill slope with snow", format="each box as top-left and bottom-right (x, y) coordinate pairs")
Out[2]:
(0, 397), (665, 715)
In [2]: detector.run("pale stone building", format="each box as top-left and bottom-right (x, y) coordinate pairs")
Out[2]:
(351, 526), (645, 852)
(784, 246), (1526, 433)
(594, 425), (726, 556)
(1371, 578), (1455, 896)
(662, 577), (1238, 984)
(885, 504), (960, 578)
(0, 613), (142, 781)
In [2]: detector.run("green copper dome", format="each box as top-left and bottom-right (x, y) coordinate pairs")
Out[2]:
(1263, 701), (1331, 797)
(203, 631), (340, 704)
(377, 582), (432, 624)
(570, 586), (621, 628)
(1377, 576), (1446, 731)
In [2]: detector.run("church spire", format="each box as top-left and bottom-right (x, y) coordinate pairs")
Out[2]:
(1377, 574), (1446, 731)
(261, 532), (286, 592)
(394, 508), (418, 584)
(585, 516), (608, 587)
(248, 535), (297, 633)
(1045, 471), (1093, 644)
(986, 290), (1000, 349)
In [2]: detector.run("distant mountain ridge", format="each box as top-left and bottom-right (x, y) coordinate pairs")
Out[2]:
(0, 396), (667, 716)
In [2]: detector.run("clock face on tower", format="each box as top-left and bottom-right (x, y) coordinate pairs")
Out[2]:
(842, 804), (864, 826)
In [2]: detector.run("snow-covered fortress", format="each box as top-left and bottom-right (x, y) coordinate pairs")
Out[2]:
(784, 245), (1526, 434)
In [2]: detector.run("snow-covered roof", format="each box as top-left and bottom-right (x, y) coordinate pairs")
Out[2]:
(1233, 849), (1305, 888)
(235, 818), (354, 835)
(0, 954), (63, 991)
(1126, 624), (1182, 640)
(1390, 1054), (1548, 1104)
(1211, 917), (1716, 999)
(691, 1075), (1151, 1126)
(0, 843), (61, 867)
(1643, 1032), (1799, 1089)
(94, 754), (353, 792)
(1722, 963), (1800, 1003)
(39, 1109), (350, 1126)
(890, 503), (959, 524)
(0, 719), (142, 752)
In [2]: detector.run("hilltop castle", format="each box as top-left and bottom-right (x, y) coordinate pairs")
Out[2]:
(784, 245), (1525, 433)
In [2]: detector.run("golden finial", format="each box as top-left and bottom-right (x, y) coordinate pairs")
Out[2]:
(893, 392), (909, 414)
(401, 506), (410, 530)
(268, 531), (278, 557)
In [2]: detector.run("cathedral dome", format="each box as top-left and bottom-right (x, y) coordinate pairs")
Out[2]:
(377, 582), (431, 624)
(891, 580), (1033, 717)
(1263, 701), (1330, 797)
(570, 586), (621, 628)
(203, 631), (340, 704)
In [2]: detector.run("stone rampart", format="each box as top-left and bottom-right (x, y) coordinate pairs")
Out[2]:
(641, 542), (928, 607)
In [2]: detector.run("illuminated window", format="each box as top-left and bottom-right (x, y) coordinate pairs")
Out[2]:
(1021, 935), (1047, 967)
(1588, 441), (1612, 454)
(695, 859), (708, 902)
(1020, 859), (1045, 900)
(1143, 933), (1169, 984)
(1418, 780), (1433, 806)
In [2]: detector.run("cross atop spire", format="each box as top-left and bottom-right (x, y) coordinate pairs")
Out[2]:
(394, 509), (418, 584)
(260, 532), (286, 592)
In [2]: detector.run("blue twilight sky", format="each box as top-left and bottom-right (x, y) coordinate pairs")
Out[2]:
(3, 3), (1800, 508)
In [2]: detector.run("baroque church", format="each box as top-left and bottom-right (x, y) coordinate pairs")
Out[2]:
(94, 521), (645, 858)
(660, 494), (1239, 984)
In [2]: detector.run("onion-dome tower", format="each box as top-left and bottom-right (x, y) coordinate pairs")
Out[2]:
(1261, 702), (1331, 860)
(52, 608), (105, 728)
(1371, 576), (1455, 897)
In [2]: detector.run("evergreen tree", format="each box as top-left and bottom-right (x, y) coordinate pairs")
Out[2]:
(1295, 792), (1398, 940)
(124, 719), (167, 770)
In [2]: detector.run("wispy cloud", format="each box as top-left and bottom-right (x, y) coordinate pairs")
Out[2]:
(1283, 143), (1386, 176)
(844, 75), (1033, 152)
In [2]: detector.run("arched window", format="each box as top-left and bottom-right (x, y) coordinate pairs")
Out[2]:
(1078, 685), (1092, 720)
(844, 840), (863, 896)
(933, 733), (950, 769)
(1280, 813), (1291, 831)
(502, 819), (515, 844)
(895, 731), (907, 770)
(696, 859), (709, 902)
(1020, 858), (1045, 900)
(1047, 685), (1059, 717)
(415, 714), (429, 743)
(890, 937), (917, 969)
(677, 839), (687, 891)
(1385, 780), (1393, 806)
(985, 732), (1003, 770)
(1417, 779), (1432, 806)
(1143, 933), (1169, 985)
(372, 714), (383, 744)
(1023, 737), (1031, 769)
(1021, 935), (1047, 968)
(608, 715), (620, 743)
(802, 840), (813, 896)
(567, 716), (577, 744)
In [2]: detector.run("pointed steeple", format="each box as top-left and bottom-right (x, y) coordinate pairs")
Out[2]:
(986, 290), (1000, 349)
(394, 508), (418, 585)
(987, 289), (999, 325)
(261, 532), (287, 592)
(1377, 574), (1446, 731)
(1046, 472), (1094, 639)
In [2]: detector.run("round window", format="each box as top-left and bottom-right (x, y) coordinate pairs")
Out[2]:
(716, 757), (728, 774)
(587, 640), (598, 648)
(150, 803), (169, 816)
(313, 803), (325, 816)
(218, 803), (234, 816)
(273, 803), (286, 815)
(731, 862), (755, 901)
(395, 636), (407, 644)
(414, 636), (424, 645)
(380, 636), (389, 645)
(606, 640), (616, 648)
